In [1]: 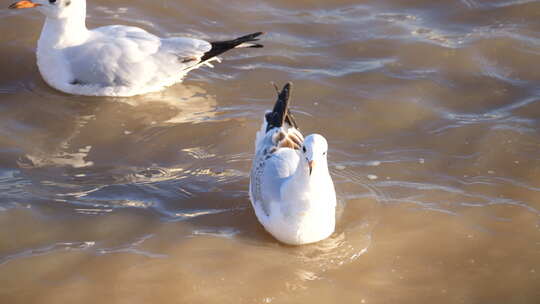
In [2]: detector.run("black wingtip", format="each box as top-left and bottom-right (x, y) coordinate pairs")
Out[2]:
(278, 82), (291, 104)
(200, 32), (265, 62)
(241, 32), (265, 40)
(265, 82), (298, 132)
(232, 32), (265, 45)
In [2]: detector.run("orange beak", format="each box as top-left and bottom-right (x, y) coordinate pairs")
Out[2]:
(308, 160), (315, 175)
(9, 0), (41, 9)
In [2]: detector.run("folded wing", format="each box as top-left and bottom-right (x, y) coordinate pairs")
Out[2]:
(65, 25), (211, 86)
(250, 83), (304, 216)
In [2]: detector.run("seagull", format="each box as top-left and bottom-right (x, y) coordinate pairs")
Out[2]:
(249, 83), (337, 245)
(8, 0), (264, 97)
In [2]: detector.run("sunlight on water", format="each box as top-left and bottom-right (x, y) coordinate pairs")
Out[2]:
(0, 0), (539, 303)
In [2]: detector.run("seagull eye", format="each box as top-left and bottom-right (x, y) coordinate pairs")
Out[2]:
(323, 152), (327, 156)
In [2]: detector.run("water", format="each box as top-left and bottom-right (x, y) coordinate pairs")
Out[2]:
(1, 0), (540, 303)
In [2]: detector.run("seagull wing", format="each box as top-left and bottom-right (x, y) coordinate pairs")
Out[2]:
(250, 83), (304, 217)
(160, 36), (212, 63)
(64, 25), (210, 86)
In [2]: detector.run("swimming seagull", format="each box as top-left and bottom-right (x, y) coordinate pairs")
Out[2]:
(8, 0), (264, 97)
(249, 83), (337, 245)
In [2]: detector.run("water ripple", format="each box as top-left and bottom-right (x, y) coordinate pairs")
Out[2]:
(0, 241), (96, 266)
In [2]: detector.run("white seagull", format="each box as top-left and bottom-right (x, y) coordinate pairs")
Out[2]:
(249, 83), (337, 245)
(9, 0), (263, 97)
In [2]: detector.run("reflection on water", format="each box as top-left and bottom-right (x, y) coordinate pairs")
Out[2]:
(1, 0), (540, 303)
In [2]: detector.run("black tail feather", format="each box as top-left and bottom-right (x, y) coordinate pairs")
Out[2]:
(200, 32), (264, 63)
(265, 83), (298, 132)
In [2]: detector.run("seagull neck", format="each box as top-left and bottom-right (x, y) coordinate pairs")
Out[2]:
(294, 157), (329, 186)
(39, 15), (89, 48)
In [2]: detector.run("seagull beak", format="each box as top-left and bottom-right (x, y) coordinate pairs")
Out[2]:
(9, 0), (41, 9)
(308, 160), (315, 175)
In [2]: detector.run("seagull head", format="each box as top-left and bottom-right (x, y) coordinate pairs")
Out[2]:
(302, 134), (329, 176)
(9, 0), (85, 19)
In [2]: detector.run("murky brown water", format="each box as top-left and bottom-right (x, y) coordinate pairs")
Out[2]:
(1, 0), (540, 303)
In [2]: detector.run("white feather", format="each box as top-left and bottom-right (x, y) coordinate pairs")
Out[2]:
(249, 111), (337, 245)
(26, 0), (223, 96)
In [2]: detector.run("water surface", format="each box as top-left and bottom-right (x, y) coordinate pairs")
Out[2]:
(1, 0), (539, 303)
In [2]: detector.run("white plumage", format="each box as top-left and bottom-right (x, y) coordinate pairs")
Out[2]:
(249, 83), (337, 245)
(9, 0), (263, 97)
